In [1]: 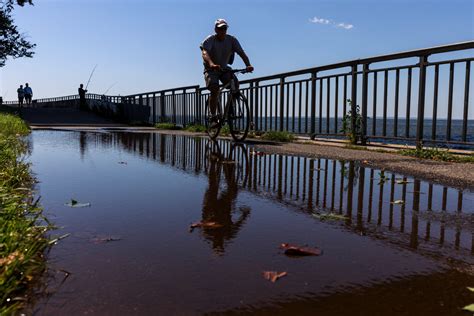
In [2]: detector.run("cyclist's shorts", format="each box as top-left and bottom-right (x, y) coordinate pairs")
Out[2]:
(204, 71), (239, 90)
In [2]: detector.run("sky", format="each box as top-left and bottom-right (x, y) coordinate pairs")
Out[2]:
(0, 0), (473, 101)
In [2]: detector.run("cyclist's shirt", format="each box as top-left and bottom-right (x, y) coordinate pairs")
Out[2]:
(200, 34), (245, 72)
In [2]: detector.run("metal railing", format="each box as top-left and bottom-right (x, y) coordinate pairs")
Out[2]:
(3, 93), (123, 105)
(121, 41), (474, 148)
(4, 41), (473, 148)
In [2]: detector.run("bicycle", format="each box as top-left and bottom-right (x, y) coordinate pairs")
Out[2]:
(205, 68), (251, 142)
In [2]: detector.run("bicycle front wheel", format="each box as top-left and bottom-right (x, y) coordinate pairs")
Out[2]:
(228, 93), (250, 142)
(205, 98), (222, 140)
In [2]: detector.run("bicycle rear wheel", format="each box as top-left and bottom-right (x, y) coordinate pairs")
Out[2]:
(205, 98), (222, 140)
(228, 93), (250, 142)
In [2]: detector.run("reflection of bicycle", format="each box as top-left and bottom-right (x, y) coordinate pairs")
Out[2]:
(204, 140), (249, 187)
(205, 69), (250, 142)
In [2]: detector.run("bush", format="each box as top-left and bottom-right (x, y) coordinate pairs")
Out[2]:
(261, 131), (295, 142)
(154, 123), (182, 130)
(184, 124), (206, 133)
(399, 147), (474, 163)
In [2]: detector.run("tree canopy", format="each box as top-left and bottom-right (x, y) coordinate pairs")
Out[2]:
(0, 0), (35, 67)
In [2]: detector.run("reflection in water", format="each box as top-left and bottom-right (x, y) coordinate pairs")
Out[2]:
(199, 141), (250, 254)
(30, 130), (474, 315)
(65, 130), (474, 262)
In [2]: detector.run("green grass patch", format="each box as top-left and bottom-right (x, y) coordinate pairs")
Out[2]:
(261, 131), (295, 142)
(154, 122), (182, 130)
(0, 113), (53, 314)
(399, 147), (474, 163)
(184, 124), (206, 133)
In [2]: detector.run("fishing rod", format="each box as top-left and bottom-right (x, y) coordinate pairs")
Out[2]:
(85, 64), (98, 90)
(103, 82), (118, 95)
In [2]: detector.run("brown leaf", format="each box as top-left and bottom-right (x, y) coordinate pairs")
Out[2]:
(262, 271), (287, 283)
(280, 243), (322, 256)
(189, 221), (223, 231)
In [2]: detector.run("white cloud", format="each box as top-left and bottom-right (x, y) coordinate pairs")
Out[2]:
(309, 16), (354, 30)
(309, 17), (330, 24)
(337, 23), (354, 30)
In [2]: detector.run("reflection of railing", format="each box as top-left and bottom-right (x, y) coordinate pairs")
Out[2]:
(79, 132), (474, 260)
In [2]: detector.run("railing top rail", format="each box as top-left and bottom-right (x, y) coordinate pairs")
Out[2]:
(125, 85), (200, 98)
(239, 41), (474, 84)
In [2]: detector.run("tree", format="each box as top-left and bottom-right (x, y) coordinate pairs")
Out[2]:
(0, 0), (34, 67)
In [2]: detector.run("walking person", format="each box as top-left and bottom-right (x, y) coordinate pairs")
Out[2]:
(24, 83), (33, 106)
(200, 18), (254, 121)
(17, 85), (25, 108)
(78, 84), (88, 110)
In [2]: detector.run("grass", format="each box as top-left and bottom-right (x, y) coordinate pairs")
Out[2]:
(0, 112), (53, 314)
(154, 122), (182, 130)
(399, 147), (474, 163)
(261, 131), (295, 142)
(184, 124), (206, 133)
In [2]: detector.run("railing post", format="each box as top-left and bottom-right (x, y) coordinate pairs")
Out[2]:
(351, 64), (358, 145)
(416, 55), (428, 150)
(152, 93), (156, 124)
(361, 63), (369, 145)
(182, 89), (187, 127)
(279, 77), (285, 131)
(249, 82), (254, 131)
(161, 92), (166, 123)
(310, 72), (317, 138)
(254, 81), (259, 131)
(195, 88), (201, 125)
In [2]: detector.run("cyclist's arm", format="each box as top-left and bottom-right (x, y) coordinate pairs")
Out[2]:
(201, 49), (220, 71)
(238, 52), (254, 72)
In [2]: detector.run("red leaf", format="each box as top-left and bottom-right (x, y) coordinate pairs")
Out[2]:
(262, 271), (287, 283)
(189, 221), (223, 231)
(280, 243), (322, 256)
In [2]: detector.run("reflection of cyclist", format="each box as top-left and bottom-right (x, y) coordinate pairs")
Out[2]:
(201, 142), (250, 254)
(200, 19), (254, 119)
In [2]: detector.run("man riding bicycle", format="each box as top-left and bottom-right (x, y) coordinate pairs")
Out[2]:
(200, 18), (254, 121)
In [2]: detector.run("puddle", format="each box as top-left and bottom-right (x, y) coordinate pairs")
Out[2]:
(28, 131), (474, 315)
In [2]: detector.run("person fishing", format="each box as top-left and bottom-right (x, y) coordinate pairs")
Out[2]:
(78, 83), (88, 110)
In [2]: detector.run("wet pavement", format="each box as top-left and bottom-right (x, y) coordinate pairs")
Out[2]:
(28, 131), (474, 315)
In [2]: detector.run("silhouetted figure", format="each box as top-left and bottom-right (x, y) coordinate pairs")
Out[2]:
(17, 85), (24, 108)
(199, 142), (250, 254)
(24, 83), (33, 106)
(78, 84), (88, 110)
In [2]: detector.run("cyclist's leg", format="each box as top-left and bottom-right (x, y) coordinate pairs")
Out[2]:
(204, 71), (220, 116)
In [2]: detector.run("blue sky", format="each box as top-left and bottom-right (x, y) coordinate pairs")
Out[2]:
(0, 0), (472, 100)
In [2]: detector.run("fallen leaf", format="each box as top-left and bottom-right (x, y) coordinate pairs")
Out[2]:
(262, 271), (287, 283)
(467, 287), (474, 292)
(65, 199), (91, 208)
(91, 236), (122, 244)
(280, 243), (322, 256)
(391, 200), (405, 205)
(362, 160), (369, 164)
(312, 213), (347, 221)
(462, 304), (474, 312)
(189, 221), (223, 231)
(220, 160), (236, 164)
(395, 179), (411, 184)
